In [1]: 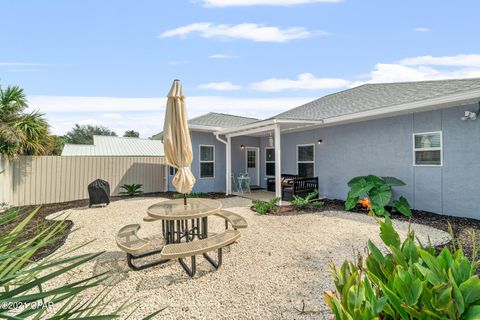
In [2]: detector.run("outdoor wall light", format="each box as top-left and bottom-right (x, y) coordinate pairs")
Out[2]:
(461, 110), (478, 121)
(240, 144), (245, 150)
(317, 139), (323, 144)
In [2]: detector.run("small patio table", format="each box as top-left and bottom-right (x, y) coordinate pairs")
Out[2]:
(236, 175), (251, 193)
(147, 198), (222, 244)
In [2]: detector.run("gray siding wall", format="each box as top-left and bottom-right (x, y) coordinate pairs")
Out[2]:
(183, 103), (480, 218)
(231, 136), (261, 178)
(168, 131), (226, 193)
(280, 104), (480, 219)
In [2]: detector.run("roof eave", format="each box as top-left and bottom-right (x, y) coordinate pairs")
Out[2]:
(322, 88), (480, 126)
(215, 119), (324, 137)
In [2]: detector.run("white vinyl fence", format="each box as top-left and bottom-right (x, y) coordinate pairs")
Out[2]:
(0, 156), (167, 207)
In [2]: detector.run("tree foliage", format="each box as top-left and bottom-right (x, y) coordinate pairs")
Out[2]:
(65, 124), (117, 144)
(0, 85), (52, 158)
(123, 130), (139, 138)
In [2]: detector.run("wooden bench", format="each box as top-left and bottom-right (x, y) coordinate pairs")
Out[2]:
(282, 177), (319, 201)
(160, 230), (241, 277)
(214, 210), (248, 230)
(116, 224), (167, 270)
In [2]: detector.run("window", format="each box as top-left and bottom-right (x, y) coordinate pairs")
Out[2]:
(265, 148), (275, 176)
(297, 144), (315, 177)
(247, 150), (256, 168)
(199, 145), (215, 178)
(413, 131), (442, 166)
(169, 166), (177, 176)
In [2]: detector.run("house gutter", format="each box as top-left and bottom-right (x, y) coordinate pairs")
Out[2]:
(214, 132), (231, 195)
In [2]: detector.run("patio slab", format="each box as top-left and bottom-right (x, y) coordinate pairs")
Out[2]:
(45, 196), (450, 319)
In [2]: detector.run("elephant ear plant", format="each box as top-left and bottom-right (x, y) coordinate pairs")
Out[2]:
(345, 175), (412, 217)
(325, 217), (480, 319)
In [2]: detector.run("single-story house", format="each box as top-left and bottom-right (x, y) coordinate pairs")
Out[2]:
(62, 135), (164, 156)
(153, 78), (480, 219)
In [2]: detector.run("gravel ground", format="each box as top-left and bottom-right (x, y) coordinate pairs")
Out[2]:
(46, 196), (450, 320)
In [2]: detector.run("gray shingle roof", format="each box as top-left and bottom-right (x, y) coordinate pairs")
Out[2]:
(151, 112), (259, 139)
(188, 112), (259, 128)
(273, 78), (480, 121)
(62, 136), (164, 156)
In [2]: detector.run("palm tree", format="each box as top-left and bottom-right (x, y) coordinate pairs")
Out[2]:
(0, 85), (52, 158)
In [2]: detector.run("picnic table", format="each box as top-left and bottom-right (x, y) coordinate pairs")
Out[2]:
(147, 198), (222, 244)
(116, 198), (247, 276)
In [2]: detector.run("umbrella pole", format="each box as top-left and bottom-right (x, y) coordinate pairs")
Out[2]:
(184, 193), (187, 205)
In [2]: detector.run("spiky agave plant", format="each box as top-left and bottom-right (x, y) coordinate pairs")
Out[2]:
(0, 208), (163, 319)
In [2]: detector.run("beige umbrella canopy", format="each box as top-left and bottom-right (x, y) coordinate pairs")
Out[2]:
(163, 80), (196, 201)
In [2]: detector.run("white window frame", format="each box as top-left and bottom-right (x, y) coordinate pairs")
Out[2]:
(199, 144), (215, 179)
(169, 166), (177, 176)
(296, 143), (315, 177)
(412, 131), (443, 167)
(265, 147), (275, 177)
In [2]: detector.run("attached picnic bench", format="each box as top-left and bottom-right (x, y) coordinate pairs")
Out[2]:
(116, 224), (167, 270)
(160, 229), (240, 277)
(116, 223), (241, 276)
(214, 210), (248, 230)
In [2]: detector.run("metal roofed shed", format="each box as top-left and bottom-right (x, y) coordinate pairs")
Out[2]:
(62, 135), (165, 156)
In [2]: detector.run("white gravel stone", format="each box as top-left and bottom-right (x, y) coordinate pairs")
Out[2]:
(44, 197), (450, 319)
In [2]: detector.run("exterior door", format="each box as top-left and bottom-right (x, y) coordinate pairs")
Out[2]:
(246, 147), (259, 186)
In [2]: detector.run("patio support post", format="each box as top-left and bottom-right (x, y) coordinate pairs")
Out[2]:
(274, 124), (282, 202)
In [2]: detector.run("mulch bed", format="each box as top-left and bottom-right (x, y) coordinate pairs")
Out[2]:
(267, 198), (480, 260)
(4, 192), (233, 261)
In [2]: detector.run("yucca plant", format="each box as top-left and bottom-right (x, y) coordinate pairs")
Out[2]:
(325, 217), (480, 319)
(0, 207), (162, 319)
(119, 184), (143, 197)
(252, 197), (279, 215)
(291, 189), (323, 210)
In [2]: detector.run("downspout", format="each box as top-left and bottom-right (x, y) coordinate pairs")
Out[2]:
(214, 132), (231, 195)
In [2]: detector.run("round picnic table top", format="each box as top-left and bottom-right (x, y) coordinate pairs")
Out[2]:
(147, 198), (223, 220)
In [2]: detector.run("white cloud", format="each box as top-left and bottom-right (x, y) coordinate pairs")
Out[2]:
(413, 27), (430, 32)
(198, 81), (242, 90)
(201, 0), (341, 7)
(209, 54), (236, 59)
(0, 62), (47, 67)
(7, 69), (47, 72)
(160, 22), (326, 42)
(399, 54), (480, 67)
(28, 95), (315, 137)
(250, 73), (350, 91)
(350, 54), (480, 86)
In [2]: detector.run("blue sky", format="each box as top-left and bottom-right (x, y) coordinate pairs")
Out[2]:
(1, 0), (480, 137)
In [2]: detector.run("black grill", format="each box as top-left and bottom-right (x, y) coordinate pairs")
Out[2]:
(88, 179), (110, 207)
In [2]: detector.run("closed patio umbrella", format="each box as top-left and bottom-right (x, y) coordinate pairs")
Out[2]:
(163, 80), (196, 204)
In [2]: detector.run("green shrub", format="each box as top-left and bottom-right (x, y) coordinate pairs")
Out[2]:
(252, 197), (279, 215)
(325, 217), (480, 319)
(173, 192), (206, 199)
(0, 208), (163, 318)
(291, 189), (324, 210)
(345, 175), (412, 216)
(119, 183), (143, 196)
